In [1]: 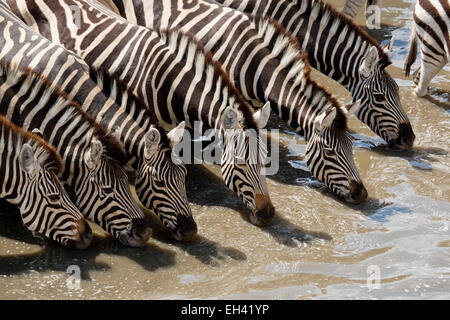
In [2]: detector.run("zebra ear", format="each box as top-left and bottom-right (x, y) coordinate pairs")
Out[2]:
(144, 126), (161, 160)
(167, 121), (185, 147)
(314, 106), (337, 132)
(344, 100), (362, 117)
(360, 46), (379, 77)
(222, 106), (240, 130)
(85, 138), (103, 170)
(31, 128), (44, 138)
(19, 143), (38, 177)
(253, 102), (271, 129)
(382, 35), (394, 56)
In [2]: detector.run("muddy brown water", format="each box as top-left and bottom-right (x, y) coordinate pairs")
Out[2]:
(0, 0), (449, 299)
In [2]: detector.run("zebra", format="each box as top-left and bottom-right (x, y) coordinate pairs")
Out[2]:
(404, 0), (449, 97)
(93, 73), (196, 240)
(0, 114), (92, 249)
(0, 38), (151, 247)
(95, 0), (368, 203)
(179, 0), (416, 149)
(10, 0), (275, 225)
(0, 2), (197, 241)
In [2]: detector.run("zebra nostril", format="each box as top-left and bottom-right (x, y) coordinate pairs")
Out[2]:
(172, 215), (198, 241)
(131, 218), (152, 241)
(347, 180), (368, 204)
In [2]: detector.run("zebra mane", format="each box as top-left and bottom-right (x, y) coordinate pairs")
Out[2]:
(90, 67), (174, 150)
(0, 114), (64, 174)
(159, 28), (259, 130)
(253, 16), (348, 130)
(295, 0), (390, 67)
(0, 60), (128, 166)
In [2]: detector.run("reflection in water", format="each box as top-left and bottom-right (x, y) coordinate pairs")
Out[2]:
(0, 0), (449, 299)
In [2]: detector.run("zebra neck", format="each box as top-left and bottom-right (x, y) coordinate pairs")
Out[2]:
(0, 147), (24, 203)
(273, 78), (337, 141)
(220, 0), (378, 88)
(0, 69), (96, 183)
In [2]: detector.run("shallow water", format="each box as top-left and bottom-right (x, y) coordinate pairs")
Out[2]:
(0, 0), (449, 299)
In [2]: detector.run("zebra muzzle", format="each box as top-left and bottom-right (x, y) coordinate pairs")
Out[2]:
(65, 219), (93, 250)
(119, 218), (152, 247)
(388, 122), (416, 150)
(250, 194), (275, 227)
(344, 180), (368, 204)
(171, 215), (198, 241)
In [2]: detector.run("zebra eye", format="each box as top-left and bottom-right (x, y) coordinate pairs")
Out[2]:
(324, 148), (337, 158)
(153, 179), (166, 188)
(47, 194), (60, 202)
(236, 162), (247, 169)
(373, 93), (386, 103)
(102, 186), (114, 194)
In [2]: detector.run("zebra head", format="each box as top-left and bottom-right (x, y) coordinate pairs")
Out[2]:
(305, 101), (368, 204)
(357, 45), (415, 149)
(77, 136), (151, 247)
(221, 102), (275, 226)
(135, 121), (197, 242)
(17, 141), (92, 249)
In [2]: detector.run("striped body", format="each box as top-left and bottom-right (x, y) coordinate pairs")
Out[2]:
(8, 0), (275, 224)
(0, 2), (150, 247)
(404, 0), (449, 97)
(97, 0), (367, 203)
(0, 115), (92, 249)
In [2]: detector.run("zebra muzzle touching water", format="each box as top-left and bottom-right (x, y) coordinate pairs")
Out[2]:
(0, 115), (92, 249)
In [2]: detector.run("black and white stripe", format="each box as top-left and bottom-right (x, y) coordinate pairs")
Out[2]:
(0, 2), (151, 247)
(204, 0), (415, 149)
(0, 115), (92, 249)
(404, 0), (449, 97)
(97, 0), (367, 203)
(8, 0), (275, 225)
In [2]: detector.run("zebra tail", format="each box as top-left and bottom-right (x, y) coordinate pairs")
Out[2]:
(404, 23), (418, 77)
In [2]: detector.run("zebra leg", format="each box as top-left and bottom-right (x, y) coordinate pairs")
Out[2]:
(414, 56), (447, 97)
(412, 67), (421, 86)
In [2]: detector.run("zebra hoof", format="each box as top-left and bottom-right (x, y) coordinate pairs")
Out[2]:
(413, 87), (429, 97)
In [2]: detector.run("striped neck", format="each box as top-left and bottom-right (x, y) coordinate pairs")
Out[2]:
(219, 0), (390, 87)
(251, 18), (343, 140)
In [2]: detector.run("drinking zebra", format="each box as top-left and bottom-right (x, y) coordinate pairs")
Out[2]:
(8, 0), (275, 225)
(0, 2), (197, 241)
(0, 114), (92, 249)
(95, 0), (368, 203)
(0, 10), (151, 247)
(404, 0), (449, 97)
(194, 0), (414, 149)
